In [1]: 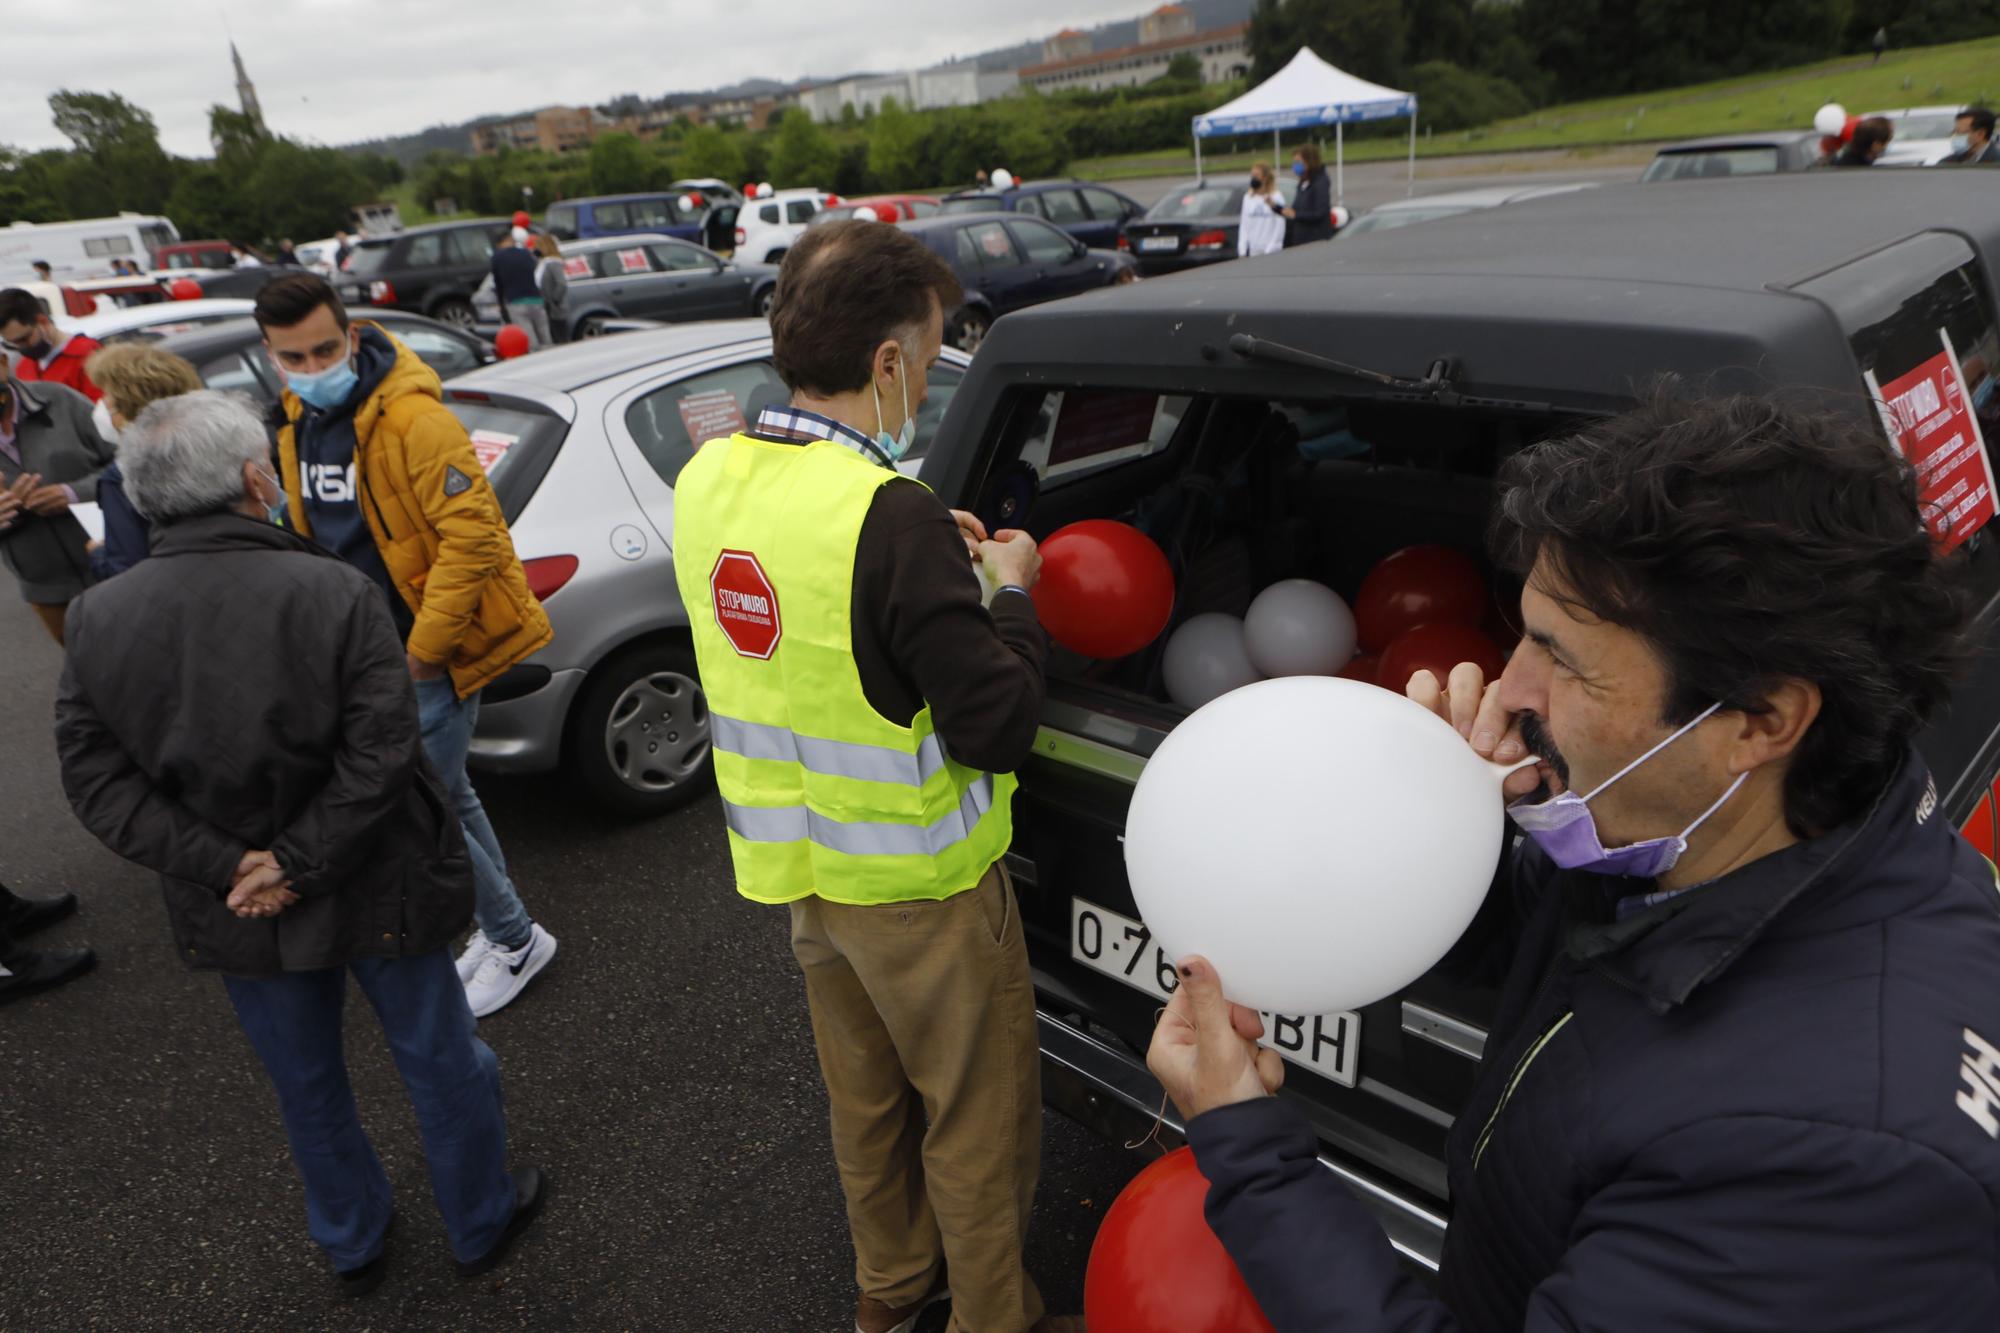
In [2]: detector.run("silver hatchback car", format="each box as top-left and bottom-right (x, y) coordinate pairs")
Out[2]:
(443, 321), (971, 816)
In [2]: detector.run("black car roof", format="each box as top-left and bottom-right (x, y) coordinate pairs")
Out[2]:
(957, 172), (2000, 422)
(158, 310), (460, 360)
(357, 217), (507, 242)
(901, 212), (1026, 234)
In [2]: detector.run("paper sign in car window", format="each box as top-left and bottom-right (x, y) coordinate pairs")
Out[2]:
(469, 428), (519, 473)
(677, 388), (747, 447)
(1049, 389), (1165, 466)
(1865, 329), (1999, 554)
(617, 248), (650, 274)
(563, 256), (592, 278)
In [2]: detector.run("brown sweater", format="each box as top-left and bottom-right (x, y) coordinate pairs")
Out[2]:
(848, 477), (1049, 774)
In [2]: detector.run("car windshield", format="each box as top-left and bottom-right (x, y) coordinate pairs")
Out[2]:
(939, 197), (1001, 215)
(1642, 147), (1783, 181)
(1146, 186), (1241, 220)
(1342, 205), (1476, 235)
(442, 399), (570, 524)
(344, 241), (395, 276)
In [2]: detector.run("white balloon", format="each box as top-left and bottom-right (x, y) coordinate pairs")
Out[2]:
(1813, 103), (1847, 137)
(852, 205), (881, 223)
(1163, 613), (1265, 709)
(1244, 579), (1357, 678)
(756, 182), (775, 199)
(1124, 676), (1516, 1016)
(991, 168), (1016, 190)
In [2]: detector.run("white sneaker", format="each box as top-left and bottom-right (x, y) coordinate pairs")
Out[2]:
(465, 923), (557, 1019)
(455, 929), (494, 984)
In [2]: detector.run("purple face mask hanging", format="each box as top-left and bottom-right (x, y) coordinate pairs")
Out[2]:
(1506, 701), (1748, 879)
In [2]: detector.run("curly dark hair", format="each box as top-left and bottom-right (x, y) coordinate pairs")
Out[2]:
(1491, 389), (1973, 838)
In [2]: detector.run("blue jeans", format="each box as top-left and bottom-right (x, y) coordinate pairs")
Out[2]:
(416, 677), (532, 952)
(223, 950), (516, 1269)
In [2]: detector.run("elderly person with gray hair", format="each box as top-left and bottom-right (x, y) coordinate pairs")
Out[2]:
(52, 391), (547, 1298)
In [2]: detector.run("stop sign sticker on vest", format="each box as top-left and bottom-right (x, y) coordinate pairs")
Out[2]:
(710, 549), (782, 659)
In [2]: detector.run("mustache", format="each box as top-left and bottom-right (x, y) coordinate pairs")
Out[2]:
(1516, 712), (1570, 789)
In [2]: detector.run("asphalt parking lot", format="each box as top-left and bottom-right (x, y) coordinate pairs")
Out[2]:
(0, 592), (1144, 1331)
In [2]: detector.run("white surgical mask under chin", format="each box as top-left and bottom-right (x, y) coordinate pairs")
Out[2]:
(869, 351), (917, 464)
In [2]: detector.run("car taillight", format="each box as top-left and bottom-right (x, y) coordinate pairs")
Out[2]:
(735, 226), (746, 246)
(521, 555), (579, 602)
(1116, 233), (1130, 251)
(1189, 229), (1229, 251)
(367, 280), (395, 303)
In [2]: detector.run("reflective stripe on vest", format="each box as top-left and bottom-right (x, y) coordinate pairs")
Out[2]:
(710, 712), (950, 789)
(721, 774), (996, 858)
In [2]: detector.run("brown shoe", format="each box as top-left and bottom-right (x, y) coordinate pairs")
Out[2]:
(855, 1280), (951, 1333)
(1030, 1318), (1087, 1333)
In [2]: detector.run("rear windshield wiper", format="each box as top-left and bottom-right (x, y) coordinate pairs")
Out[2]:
(1225, 332), (1570, 416)
(1226, 332), (1452, 399)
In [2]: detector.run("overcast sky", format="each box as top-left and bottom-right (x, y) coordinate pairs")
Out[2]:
(5, 0), (1162, 157)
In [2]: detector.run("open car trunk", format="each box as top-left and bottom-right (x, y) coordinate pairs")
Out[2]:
(965, 381), (1594, 1209)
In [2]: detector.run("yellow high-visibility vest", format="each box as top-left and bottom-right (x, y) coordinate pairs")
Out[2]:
(672, 431), (1017, 905)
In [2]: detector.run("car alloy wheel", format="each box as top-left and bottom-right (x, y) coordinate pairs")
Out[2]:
(755, 287), (775, 318)
(604, 670), (709, 796)
(433, 299), (477, 329)
(577, 316), (607, 338)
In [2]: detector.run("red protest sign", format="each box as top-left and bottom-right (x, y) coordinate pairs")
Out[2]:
(710, 549), (781, 659)
(1870, 339), (1998, 554)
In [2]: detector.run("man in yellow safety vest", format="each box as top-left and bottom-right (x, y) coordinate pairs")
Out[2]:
(672, 221), (1077, 1333)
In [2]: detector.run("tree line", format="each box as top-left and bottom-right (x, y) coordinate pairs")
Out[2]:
(1, 92), (404, 249)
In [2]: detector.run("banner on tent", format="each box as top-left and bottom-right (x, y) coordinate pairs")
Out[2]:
(1194, 98), (1416, 138)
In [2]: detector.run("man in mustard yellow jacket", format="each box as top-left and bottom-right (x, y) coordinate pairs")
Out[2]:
(257, 273), (558, 1019)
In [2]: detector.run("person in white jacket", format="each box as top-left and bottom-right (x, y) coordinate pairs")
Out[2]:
(1238, 162), (1288, 257)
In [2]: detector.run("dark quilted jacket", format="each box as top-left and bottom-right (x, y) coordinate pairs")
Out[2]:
(54, 512), (472, 976)
(1188, 746), (2000, 1331)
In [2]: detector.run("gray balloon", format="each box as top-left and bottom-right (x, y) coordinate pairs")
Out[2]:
(1163, 613), (1265, 710)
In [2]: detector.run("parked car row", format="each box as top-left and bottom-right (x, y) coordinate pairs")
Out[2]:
(473, 234), (779, 341)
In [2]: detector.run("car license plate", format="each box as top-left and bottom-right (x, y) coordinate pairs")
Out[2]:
(1070, 896), (1360, 1088)
(1139, 236), (1180, 252)
(342, 286), (368, 304)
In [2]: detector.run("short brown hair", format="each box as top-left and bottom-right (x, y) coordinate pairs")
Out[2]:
(254, 271), (349, 333)
(85, 343), (202, 421)
(769, 222), (963, 396)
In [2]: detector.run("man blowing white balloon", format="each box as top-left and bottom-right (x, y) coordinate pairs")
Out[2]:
(1148, 392), (2000, 1331)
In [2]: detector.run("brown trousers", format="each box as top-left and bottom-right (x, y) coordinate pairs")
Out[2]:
(789, 862), (1045, 1333)
(29, 601), (67, 646)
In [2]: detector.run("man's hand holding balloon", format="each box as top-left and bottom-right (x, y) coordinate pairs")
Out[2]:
(1146, 955), (1285, 1121)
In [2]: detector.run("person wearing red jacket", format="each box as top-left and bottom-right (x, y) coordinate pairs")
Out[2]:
(1, 288), (104, 404)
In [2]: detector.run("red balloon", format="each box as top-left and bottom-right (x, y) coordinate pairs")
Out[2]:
(1354, 544), (1488, 652)
(512, 210), (532, 228)
(1032, 520), (1174, 659)
(1336, 652), (1380, 684)
(494, 325), (531, 360)
(1085, 1148), (1274, 1333)
(169, 277), (203, 301)
(1841, 114), (1861, 144)
(1377, 622), (1505, 695)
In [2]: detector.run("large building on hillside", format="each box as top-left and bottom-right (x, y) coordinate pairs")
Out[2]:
(470, 106), (611, 155)
(1021, 5), (1251, 94)
(800, 63), (1020, 123)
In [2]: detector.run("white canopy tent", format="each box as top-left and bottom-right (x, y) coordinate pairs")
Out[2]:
(1192, 47), (1417, 204)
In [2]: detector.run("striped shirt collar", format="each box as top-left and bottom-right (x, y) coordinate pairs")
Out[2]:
(752, 405), (893, 467)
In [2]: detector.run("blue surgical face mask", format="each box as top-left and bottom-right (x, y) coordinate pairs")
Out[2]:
(1951, 133), (1973, 155)
(1292, 160), (1306, 177)
(869, 347), (917, 463)
(285, 354), (359, 411)
(254, 465), (286, 525)
(1505, 701), (1748, 879)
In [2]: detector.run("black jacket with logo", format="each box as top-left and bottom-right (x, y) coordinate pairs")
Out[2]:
(1189, 746), (2000, 1331)
(54, 513), (471, 976)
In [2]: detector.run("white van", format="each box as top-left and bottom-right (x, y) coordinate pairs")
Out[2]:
(0, 213), (181, 284)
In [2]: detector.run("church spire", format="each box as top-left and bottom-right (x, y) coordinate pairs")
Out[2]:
(232, 40), (266, 134)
